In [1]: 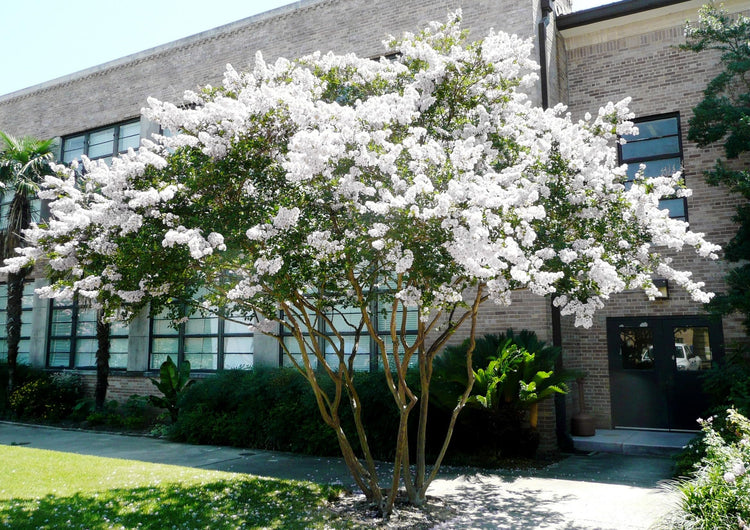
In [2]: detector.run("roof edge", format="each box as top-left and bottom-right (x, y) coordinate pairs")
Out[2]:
(0, 0), (324, 103)
(557, 0), (690, 30)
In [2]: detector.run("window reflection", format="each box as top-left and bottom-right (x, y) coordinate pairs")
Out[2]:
(673, 327), (712, 371)
(620, 326), (654, 370)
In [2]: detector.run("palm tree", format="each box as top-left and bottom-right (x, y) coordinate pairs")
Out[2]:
(0, 131), (55, 392)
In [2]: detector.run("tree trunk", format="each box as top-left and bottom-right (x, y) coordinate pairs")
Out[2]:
(5, 271), (24, 393)
(95, 315), (111, 411)
(529, 402), (539, 429)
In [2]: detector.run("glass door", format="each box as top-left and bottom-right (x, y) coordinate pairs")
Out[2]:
(607, 316), (723, 430)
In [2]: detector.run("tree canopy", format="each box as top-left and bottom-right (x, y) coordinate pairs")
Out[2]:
(681, 4), (750, 332)
(4, 13), (720, 515)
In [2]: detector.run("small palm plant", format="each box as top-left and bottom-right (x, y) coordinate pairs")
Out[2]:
(0, 132), (55, 392)
(469, 340), (573, 428)
(148, 356), (195, 423)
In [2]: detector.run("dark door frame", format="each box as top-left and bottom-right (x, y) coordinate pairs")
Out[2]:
(607, 315), (724, 431)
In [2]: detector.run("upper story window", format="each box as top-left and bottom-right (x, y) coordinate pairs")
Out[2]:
(62, 119), (141, 165)
(619, 113), (687, 221)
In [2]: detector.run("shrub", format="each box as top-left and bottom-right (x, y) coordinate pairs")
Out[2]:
(171, 363), (550, 464)
(431, 329), (578, 458)
(674, 345), (750, 477)
(149, 356), (195, 423)
(665, 409), (750, 529)
(701, 344), (750, 416)
(8, 372), (84, 422)
(0, 362), (48, 418)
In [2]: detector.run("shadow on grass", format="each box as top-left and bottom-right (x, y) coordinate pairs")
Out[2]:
(0, 476), (343, 530)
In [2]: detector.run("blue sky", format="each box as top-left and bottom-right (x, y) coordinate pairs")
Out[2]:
(0, 0), (612, 97)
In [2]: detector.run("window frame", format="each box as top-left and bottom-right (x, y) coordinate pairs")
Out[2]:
(149, 310), (254, 372)
(618, 112), (688, 222)
(46, 297), (129, 370)
(61, 118), (141, 164)
(0, 282), (35, 365)
(278, 298), (420, 372)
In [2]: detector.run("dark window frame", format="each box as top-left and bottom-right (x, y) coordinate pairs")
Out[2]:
(618, 112), (688, 222)
(61, 118), (141, 164)
(149, 310), (254, 372)
(278, 298), (420, 372)
(46, 298), (129, 370)
(0, 281), (35, 364)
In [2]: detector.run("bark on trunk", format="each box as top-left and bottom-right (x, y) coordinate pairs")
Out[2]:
(5, 271), (24, 393)
(529, 402), (539, 429)
(95, 316), (111, 411)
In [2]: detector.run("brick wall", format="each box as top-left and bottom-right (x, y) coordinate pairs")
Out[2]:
(559, 4), (749, 428)
(76, 372), (160, 402)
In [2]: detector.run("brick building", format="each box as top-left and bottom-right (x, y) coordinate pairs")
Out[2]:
(0, 0), (746, 447)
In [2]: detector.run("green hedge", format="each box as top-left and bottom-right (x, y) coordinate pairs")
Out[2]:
(171, 365), (542, 463)
(171, 368), (405, 460)
(0, 362), (53, 419)
(0, 364), (84, 422)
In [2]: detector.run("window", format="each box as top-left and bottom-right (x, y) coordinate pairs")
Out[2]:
(280, 300), (418, 372)
(62, 119), (141, 165)
(619, 113), (686, 221)
(150, 309), (254, 371)
(0, 191), (41, 232)
(47, 299), (129, 369)
(0, 283), (34, 365)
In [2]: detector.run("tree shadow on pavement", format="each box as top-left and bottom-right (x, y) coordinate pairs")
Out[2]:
(429, 473), (578, 529)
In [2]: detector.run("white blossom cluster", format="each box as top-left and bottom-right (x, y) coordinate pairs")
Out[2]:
(2, 12), (719, 329)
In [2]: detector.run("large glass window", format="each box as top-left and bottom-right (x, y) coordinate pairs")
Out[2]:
(619, 113), (686, 221)
(0, 283), (34, 365)
(47, 299), (129, 369)
(150, 309), (254, 371)
(281, 300), (419, 372)
(62, 119), (141, 165)
(0, 190), (41, 232)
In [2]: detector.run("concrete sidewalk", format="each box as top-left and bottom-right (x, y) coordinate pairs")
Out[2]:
(0, 421), (680, 529)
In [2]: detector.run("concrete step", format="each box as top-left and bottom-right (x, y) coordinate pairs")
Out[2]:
(572, 429), (696, 456)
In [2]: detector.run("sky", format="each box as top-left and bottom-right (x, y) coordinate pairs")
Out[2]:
(0, 0), (614, 97)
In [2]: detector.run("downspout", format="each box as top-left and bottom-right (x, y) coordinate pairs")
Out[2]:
(539, 0), (575, 452)
(537, 0), (551, 109)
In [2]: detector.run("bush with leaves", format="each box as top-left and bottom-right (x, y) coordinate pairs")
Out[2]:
(674, 345), (750, 476)
(431, 330), (578, 458)
(0, 362), (47, 418)
(665, 409), (750, 529)
(172, 368), (405, 459)
(148, 356), (195, 423)
(8, 371), (83, 422)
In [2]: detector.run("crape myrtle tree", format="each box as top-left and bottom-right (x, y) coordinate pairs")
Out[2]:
(6, 14), (720, 516)
(681, 5), (750, 333)
(0, 153), (206, 408)
(0, 132), (55, 392)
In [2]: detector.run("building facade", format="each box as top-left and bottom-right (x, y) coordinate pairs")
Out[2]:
(0, 0), (747, 445)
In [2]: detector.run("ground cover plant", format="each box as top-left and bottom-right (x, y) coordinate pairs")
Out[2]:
(0, 445), (345, 529)
(663, 409), (750, 529)
(9, 12), (721, 517)
(673, 346), (750, 477)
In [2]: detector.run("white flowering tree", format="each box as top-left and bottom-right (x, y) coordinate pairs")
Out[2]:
(6, 14), (720, 516)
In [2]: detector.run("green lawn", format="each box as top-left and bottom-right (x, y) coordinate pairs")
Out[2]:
(0, 445), (348, 529)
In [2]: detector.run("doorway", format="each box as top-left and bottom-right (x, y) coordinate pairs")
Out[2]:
(607, 316), (724, 431)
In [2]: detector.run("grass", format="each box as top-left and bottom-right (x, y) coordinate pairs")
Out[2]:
(0, 445), (348, 529)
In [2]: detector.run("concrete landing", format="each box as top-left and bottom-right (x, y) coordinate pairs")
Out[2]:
(572, 428), (696, 456)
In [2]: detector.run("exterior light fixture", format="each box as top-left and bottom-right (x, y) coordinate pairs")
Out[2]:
(653, 278), (669, 299)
